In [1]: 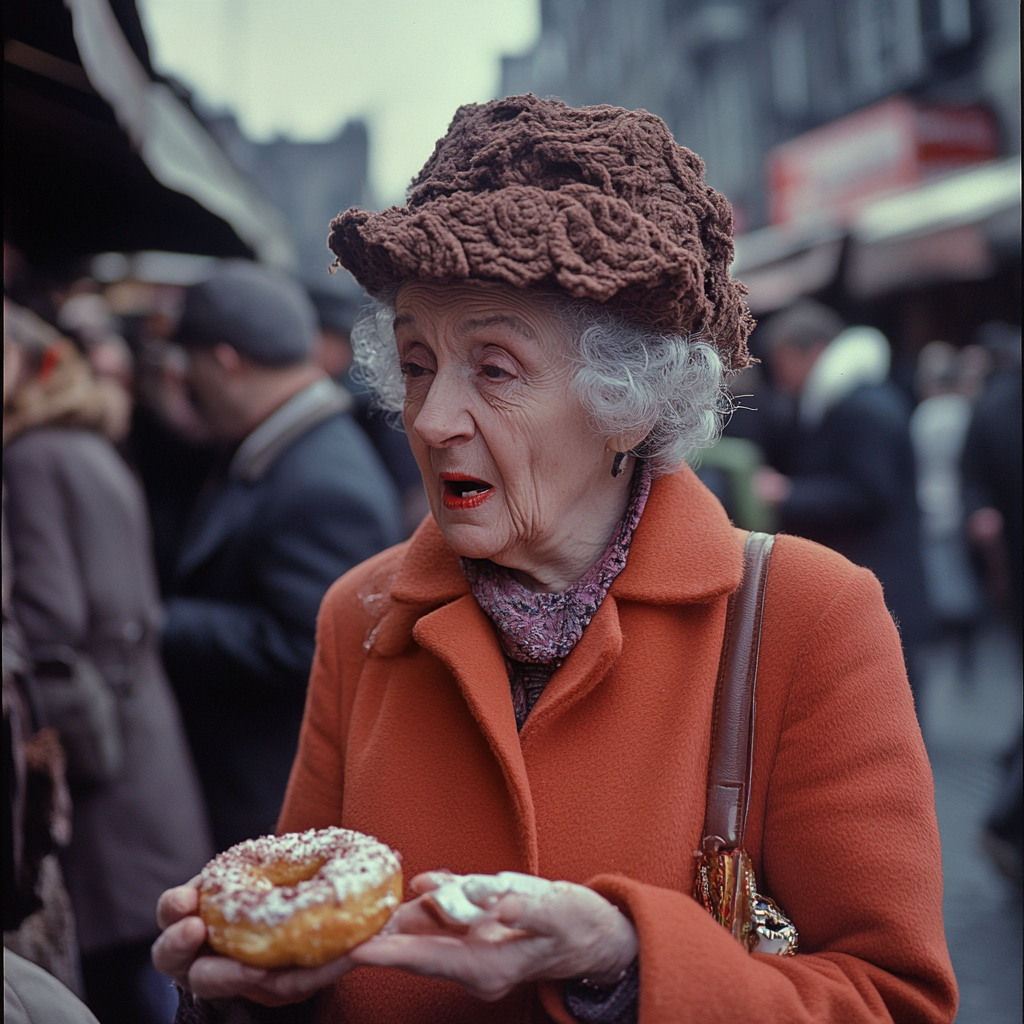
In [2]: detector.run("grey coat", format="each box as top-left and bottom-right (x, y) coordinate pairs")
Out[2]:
(3, 427), (213, 953)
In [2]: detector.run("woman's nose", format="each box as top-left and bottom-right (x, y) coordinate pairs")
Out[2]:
(411, 372), (475, 448)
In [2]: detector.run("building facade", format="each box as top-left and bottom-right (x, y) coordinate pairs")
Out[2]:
(501, 0), (1020, 232)
(204, 113), (374, 299)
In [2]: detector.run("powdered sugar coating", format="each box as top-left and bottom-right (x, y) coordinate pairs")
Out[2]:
(199, 827), (402, 928)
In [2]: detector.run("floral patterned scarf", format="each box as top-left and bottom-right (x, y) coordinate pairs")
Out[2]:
(463, 462), (651, 729)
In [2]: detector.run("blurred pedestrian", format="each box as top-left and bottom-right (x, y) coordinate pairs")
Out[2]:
(163, 262), (401, 852)
(3, 301), (213, 1024)
(910, 342), (984, 652)
(962, 327), (1022, 633)
(753, 300), (930, 688)
(721, 358), (801, 476)
(3, 332), (81, 998)
(311, 290), (429, 535)
(309, 291), (358, 382)
(56, 287), (134, 393)
(960, 330), (1022, 882)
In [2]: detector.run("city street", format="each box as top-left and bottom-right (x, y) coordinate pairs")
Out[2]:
(922, 625), (1022, 1023)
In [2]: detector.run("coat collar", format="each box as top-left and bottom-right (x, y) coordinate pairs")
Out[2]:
(175, 382), (351, 580)
(230, 378), (351, 484)
(388, 463), (743, 610)
(612, 461), (743, 603)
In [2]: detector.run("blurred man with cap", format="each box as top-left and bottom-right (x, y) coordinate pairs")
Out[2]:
(163, 261), (401, 851)
(310, 290), (428, 535)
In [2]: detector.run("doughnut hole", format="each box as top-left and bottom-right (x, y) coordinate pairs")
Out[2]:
(261, 858), (324, 887)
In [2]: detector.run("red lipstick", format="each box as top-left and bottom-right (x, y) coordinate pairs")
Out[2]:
(439, 472), (495, 510)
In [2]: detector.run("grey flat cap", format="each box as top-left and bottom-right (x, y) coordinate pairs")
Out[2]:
(177, 261), (316, 366)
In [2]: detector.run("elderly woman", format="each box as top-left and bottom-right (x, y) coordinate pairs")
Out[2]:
(155, 96), (956, 1024)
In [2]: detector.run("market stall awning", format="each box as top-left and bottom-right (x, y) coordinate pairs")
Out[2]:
(4, 0), (295, 268)
(731, 155), (1020, 309)
(730, 226), (844, 315)
(852, 155), (1021, 244)
(846, 155), (1021, 297)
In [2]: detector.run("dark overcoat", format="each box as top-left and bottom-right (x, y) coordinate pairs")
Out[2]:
(3, 428), (213, 954)
(961, 370), (1022, 630)
(162, 405), (401, 851)
(780, 381), (929, 643)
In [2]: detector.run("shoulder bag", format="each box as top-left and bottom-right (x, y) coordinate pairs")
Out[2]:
(693, 531), (799, 956)
(31, 645), (124, 786)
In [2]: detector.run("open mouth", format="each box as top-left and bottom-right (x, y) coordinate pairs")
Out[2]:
(440, 473), (496, 510)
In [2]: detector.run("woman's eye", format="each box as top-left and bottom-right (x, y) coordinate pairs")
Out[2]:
(481, 364), (512, 380)
(401, 362), (432, 378)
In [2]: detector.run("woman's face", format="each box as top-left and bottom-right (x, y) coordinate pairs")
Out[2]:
(396, 283), (629, 590)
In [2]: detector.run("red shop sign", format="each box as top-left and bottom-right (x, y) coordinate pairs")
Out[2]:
(768, 96), (998, 228)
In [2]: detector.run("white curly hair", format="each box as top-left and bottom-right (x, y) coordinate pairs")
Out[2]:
(349, 292), (730, 475)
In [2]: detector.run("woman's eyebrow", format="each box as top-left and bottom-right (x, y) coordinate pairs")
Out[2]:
(393, 313), (416, 331)
(458, 314), (536, 340)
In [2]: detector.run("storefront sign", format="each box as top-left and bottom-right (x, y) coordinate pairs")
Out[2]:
(768, 96), (998, 228)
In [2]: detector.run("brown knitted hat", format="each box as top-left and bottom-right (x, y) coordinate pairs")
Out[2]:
(328, 94), (753, 369)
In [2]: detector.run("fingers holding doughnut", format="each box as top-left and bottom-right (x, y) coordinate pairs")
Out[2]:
(188, 955), (268, 999)
(187, 952), (357, 1007)
(151, 914), (209, 987)
(157, 877), (201, 930)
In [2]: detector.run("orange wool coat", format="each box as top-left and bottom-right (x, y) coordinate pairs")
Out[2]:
(278, 465), (957, 1024)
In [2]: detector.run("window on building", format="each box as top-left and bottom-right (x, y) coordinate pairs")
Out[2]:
(770, 6), (810, 118)
(938, 0), (971, 46)
(847, 0), (924, 99)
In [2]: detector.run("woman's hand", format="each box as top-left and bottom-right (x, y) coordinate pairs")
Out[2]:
(348, 871), (638, 1002)
(151, 880), (357, 1007)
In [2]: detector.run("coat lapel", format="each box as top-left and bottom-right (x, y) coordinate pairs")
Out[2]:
(519, 594), (623, 746)
(413, 596), (539, 872)
(614, 464), (743, 605)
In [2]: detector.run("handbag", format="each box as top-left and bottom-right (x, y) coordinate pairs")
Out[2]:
(693, 531), (799, 956)
(31, 644), (124, 786)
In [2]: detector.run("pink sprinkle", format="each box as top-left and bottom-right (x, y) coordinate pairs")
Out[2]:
(199, 827), (401, 927)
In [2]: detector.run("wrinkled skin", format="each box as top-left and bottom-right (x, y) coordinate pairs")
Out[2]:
(397, 282), (636, 592)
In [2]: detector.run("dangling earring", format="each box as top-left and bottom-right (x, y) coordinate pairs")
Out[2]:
(611, 451), (626, 478)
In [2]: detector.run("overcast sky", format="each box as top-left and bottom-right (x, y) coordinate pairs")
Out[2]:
(138, 0), (539, 207)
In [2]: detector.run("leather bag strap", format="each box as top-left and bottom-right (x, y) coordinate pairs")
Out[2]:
(701, 531), (775, 856)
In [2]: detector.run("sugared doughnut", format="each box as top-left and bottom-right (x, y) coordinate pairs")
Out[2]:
(198, 827), (402, 968)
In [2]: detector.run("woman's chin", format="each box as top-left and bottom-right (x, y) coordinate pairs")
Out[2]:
(435, 519), (506, 563)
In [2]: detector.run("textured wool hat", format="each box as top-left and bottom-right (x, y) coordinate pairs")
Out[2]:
(328, 94), (753, 369)
(177, 261), (316, 367)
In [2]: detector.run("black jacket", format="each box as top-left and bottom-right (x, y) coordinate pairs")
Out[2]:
(780, 382), (929, 644)
(961, 370), (1022, 631)
(162, 391), (401, 850)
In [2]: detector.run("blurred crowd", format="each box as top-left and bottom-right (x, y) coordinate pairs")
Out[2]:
(3, 240), (1021, 1024)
